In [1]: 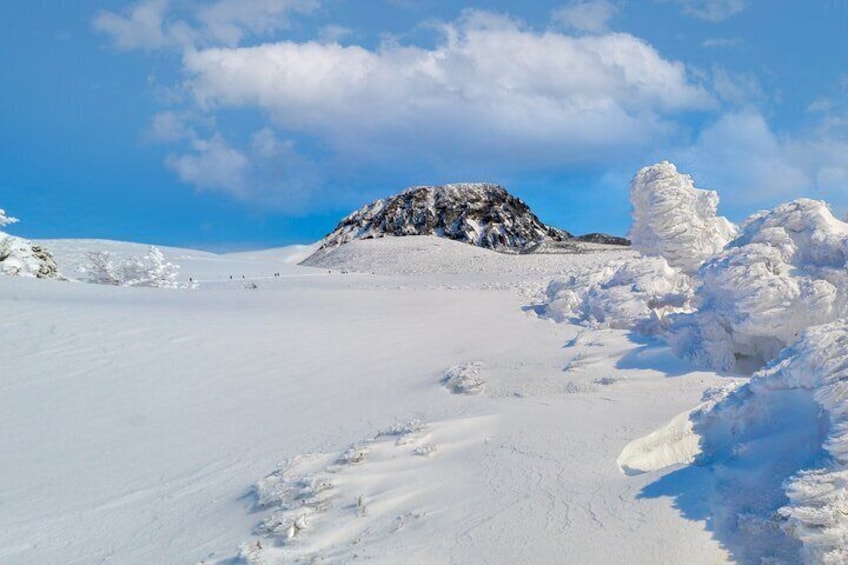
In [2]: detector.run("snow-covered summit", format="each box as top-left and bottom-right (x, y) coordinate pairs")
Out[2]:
(317, 183), (570, 253)
(629, 161), (736, 273)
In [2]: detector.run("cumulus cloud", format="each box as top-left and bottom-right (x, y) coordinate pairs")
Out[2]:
(552, 1), (619, 33)
(94, 0), (317, 50)
(181, 10), (711, 177)
(663, 0), (747, 21)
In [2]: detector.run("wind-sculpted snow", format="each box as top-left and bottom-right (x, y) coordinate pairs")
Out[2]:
(620, 323), (848, 563)
(671, 199), (848, 371)
(316, 183), (570, 253)
(629, 161), (737, 274)
(0, 232), (59, 279)
(541, 256), (694, 333)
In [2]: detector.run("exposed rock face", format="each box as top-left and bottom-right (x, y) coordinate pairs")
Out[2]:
(319, 183), (571, 252)
(574, 233), (631, 246)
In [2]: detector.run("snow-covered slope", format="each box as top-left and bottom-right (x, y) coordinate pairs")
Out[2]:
(302, 234), (632, 279)
(629, 161), (736, 274)
(1, 235), (730, 565)
(317, 183), (570, 253)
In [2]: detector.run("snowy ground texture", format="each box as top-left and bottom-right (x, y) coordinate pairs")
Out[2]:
(2, 234), (733, 565)
(6, 161), (848, 564)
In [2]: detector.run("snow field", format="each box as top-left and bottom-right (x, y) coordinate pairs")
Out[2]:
(1, 236), (730, 564)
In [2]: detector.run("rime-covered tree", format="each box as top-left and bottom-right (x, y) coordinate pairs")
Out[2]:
(629, 161), (737, 274)
(80, 246), (180, 288)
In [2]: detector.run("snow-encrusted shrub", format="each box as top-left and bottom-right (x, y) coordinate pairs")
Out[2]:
(0, 208), (60, 279)
(80, 246), (180, 288)
(629, 161), (737, 274)
(671, 199), (848, 371)
(541, 256), (695, 333)
(682, 323), (848, 564)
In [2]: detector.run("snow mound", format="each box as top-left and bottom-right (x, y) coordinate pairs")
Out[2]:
(540, 256), (694, 332)
(0, 232), (60, 279)
(317, 183), (569, 253)
(671, 199), (848, 371)
(441, 362), (485, 394)
(629, 161), (737, 274)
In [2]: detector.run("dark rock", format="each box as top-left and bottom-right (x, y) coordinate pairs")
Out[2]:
(319, 183), (571, 253)
(574, 233), (631, 246)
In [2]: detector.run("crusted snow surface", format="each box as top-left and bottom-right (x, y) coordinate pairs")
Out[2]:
(541, 255), (695, 333)
(313, 183), (569, 253)
(671, 199), (848, 372)
(629, 161), (737, 274)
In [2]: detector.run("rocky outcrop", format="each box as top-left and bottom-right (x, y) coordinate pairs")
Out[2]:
(319, 183), (570, 253)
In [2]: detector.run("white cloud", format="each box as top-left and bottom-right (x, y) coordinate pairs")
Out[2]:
(166, 130), (322, 210)
(180, 11), (712, 177)
(94, 0), (317, 50)
(668, 112), (848, 216)
(664, 0), (747, 21)
(149, 111), (195, 142)
(93, 0), (174, 50)
(552, 1), (619, 33)
(195, 0), (319, 46)
(710, 67), (764, 107)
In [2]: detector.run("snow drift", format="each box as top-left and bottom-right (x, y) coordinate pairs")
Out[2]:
(671, 199), (848, 371)
(629, 161), (736, 274)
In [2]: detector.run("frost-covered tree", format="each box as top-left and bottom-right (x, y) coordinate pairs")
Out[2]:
(0, 208), (59, 279)
(80, 246), (181, 288)
(671, 198), (848, 371)
(629, 161), (737, 274)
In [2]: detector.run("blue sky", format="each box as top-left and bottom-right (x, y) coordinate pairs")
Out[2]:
(3, 0), (848, 249)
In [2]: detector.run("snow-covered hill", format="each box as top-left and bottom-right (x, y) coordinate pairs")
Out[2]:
(317, 183), (570, 253)
(9, 160), (848, 565)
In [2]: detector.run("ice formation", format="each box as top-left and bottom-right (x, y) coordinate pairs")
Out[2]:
(541, 256), (694, 333)
(672, 199), (848, 371)
(629, 161), (737, 274)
